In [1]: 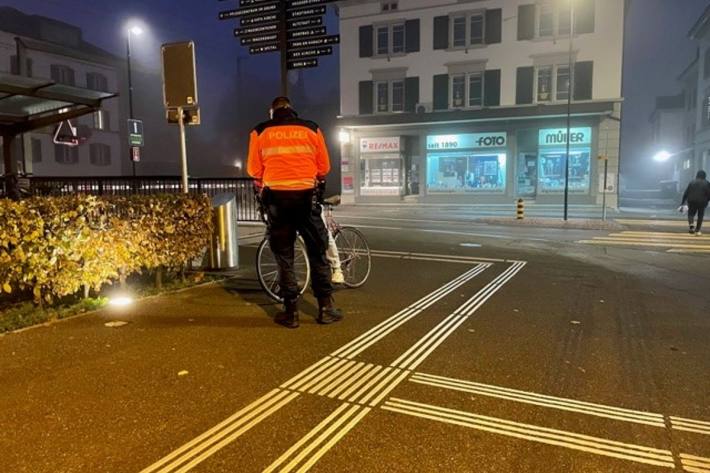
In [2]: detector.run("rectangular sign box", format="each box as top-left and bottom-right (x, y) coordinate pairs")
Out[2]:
(289, 34), (340, 50)
(287, 6), (326, 19)
(240, 33), (279, 46)
(287, 26), (326, 40)
(250, 44), (280, 54)
(288, 46), (332, 59)
(241, 13), (279, 26)
(287, 17), (323, 29)
(234, 23), (278, 36)
(288, 58), (318, 70)
(287, 0), (335, 9)
(219, 3), (278, 20)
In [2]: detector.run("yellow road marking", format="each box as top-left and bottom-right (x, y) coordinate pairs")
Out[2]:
(578, 240), (710, 250)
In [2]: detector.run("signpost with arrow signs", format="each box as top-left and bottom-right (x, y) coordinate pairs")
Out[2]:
(218, 0), (339, 95)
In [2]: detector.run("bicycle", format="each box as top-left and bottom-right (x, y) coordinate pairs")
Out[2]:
(255, 188), (371, 302)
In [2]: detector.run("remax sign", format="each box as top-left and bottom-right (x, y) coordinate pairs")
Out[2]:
(360, 137), (401, 153)
(426, 133), (507, 151)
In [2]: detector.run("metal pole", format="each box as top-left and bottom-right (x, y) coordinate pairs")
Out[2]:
(178, 106), (189, 194)
(127, 33), (136, 178)
(563, 0), (574, 221)
(279, 0), (289, 97)
(602, 159), (609, 221)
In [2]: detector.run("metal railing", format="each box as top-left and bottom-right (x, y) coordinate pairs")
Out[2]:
(11, 176), (260, 221)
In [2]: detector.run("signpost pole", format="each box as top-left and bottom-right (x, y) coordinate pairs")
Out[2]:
(126, 33), (137, 179)
(563, 0), (574, 221)
(279, 0), (289, 96)
(178, 107), (189, 194)
(602, 158), (609, 221)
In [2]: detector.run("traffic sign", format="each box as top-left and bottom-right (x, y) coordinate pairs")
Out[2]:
(128, 119), (144, 147)
(219, 3), (278, 20)
(288, 17), (323, 29)
(240, 13), (279, 26)
(234, 23), (278, 36)
(241, 33), (279, 46)
(288, 46), (332, 59)
(287, 26), (326, 40)
(131, 146), (141, 162)
(288, 59), (318, 70)
(287, 0), (336, 8)
(287, 6), (326, 19)
(250, 44), (279, 54)
(289, 34), (340, 50)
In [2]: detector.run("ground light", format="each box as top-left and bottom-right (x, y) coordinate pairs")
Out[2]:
(108, 295), (134, 307)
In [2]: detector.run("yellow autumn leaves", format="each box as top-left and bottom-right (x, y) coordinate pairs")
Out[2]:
(0, 194), (212, 304)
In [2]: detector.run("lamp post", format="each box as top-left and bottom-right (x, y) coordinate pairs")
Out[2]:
(563, 0), (575, 221)
(126, 24), (143, 178)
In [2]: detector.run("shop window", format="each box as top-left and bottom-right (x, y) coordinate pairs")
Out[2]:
(360, 157), (402, 195)
(537, 127), (592, 194)
(450, 72), (484, 109)
(54, 144), (79, 164)
(374, 79), (405, 113)
(89, 143), (112, 167)
(427, 154), (506, 193)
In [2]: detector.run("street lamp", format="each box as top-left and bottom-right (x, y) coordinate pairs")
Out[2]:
(126, 22), (144, 178)
(653, 150), (672, 163)
(338, 129), (351, 145)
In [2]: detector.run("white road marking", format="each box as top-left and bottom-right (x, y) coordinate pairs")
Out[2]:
(671, 416), (710, 436)
(140, 389), (298, 473)
(578, 230), (710, 253)
(331, 264), (490, 359)
(410, 372), (666, 427)
(392, 262), (526, 370)
(681, 453), (710, 473)
(382, 398), (676, 469)
(578, 239), (710, 250)
(356, 224), (552, 242)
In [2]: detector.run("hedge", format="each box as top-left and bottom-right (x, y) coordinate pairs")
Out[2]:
(0, 194), (212, 304)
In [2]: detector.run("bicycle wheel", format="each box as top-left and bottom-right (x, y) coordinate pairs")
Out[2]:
(256, 236), (311, 302)
(335, 227), (371, 288)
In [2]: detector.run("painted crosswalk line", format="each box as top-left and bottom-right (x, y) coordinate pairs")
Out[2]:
(681, 453), (710, 473)
(578, 230), (710, 253)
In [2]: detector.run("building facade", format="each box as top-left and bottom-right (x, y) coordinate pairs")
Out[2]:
(649, 93), (688, 192)
(336, 0), (624, 206)
(0, 7), (123, 177)
(687, 6), (710, 181)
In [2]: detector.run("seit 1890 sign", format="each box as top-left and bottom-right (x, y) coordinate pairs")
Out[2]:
(427, 133), (507, 151)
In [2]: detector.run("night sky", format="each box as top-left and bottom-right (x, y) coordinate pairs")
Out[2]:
(2, 0), (709, 187)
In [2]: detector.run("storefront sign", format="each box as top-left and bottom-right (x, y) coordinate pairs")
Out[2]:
(426, 133), (507, 151)
(360, 137), (401, 153)
(538, 127), (592, 146)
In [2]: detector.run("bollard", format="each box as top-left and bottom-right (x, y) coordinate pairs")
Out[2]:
(516, 198), (525, 220)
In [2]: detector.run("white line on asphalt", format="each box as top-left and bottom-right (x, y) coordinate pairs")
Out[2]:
(392, 262), (526, 370)
(578, 239), (710, 250)
(681, 453), (710, 473)
(382, 398), (676, 469)
(140, 389), (298, 473)
(671, 416), (710, 436)
(410, 372), (666, 427)
(336, 365), (384, 401)
(355, 224), (552, 242)
(331, 264), (490, 359)
(317, 361), (367, 397)
(281, 356), (342, 391)
(369, 248), (506, 263)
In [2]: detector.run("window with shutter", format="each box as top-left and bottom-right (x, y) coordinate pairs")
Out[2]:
(516, 66), (534, 104)
(573, 61), (593, 101)
(433, 74), (450, 110)
(359, 81), (374, 115)
(90, 144), (112, 166)
(518, 5), (536, 40)
(360, 25), (374, 58)
(433, 16), (450, 50)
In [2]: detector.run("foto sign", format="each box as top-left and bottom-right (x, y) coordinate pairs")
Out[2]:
(427, 133), (507, 151)
(128, 119), (144, 147)
(539, 127), (592, 146)
(360, 137), (401, 154)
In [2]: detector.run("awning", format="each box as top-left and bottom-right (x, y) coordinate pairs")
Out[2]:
(0, 72), (117, 136)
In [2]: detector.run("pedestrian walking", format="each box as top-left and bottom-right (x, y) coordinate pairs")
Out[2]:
(680, 170), (710, 235)
(247, 96), (343, 328)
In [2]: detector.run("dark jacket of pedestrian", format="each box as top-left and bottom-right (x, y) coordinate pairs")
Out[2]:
(681, 171), (710, 207)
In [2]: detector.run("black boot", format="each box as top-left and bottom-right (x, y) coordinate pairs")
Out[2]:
(275, 298), (299, 329)
(317, 296), (343, 325)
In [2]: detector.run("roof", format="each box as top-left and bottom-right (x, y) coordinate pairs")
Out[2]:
(0, 72), (116, 135)
(0, 7), (120, 66)
(689, 4), (710, 39)
(338, 101), (619, 128)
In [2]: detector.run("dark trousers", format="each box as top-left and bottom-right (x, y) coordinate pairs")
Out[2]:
(688, 203), (707, 232)
(264, 188), (333, 301)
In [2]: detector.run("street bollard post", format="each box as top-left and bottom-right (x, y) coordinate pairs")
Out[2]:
(516, 198), (525, 220)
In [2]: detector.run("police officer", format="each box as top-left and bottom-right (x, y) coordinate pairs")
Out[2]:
(247, 97), (343, 328)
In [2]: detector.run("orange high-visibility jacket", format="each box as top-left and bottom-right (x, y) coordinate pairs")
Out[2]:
(247, 110), (330, 190)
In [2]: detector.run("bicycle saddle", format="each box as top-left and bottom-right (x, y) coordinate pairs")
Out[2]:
(322, 195), (341, 206)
